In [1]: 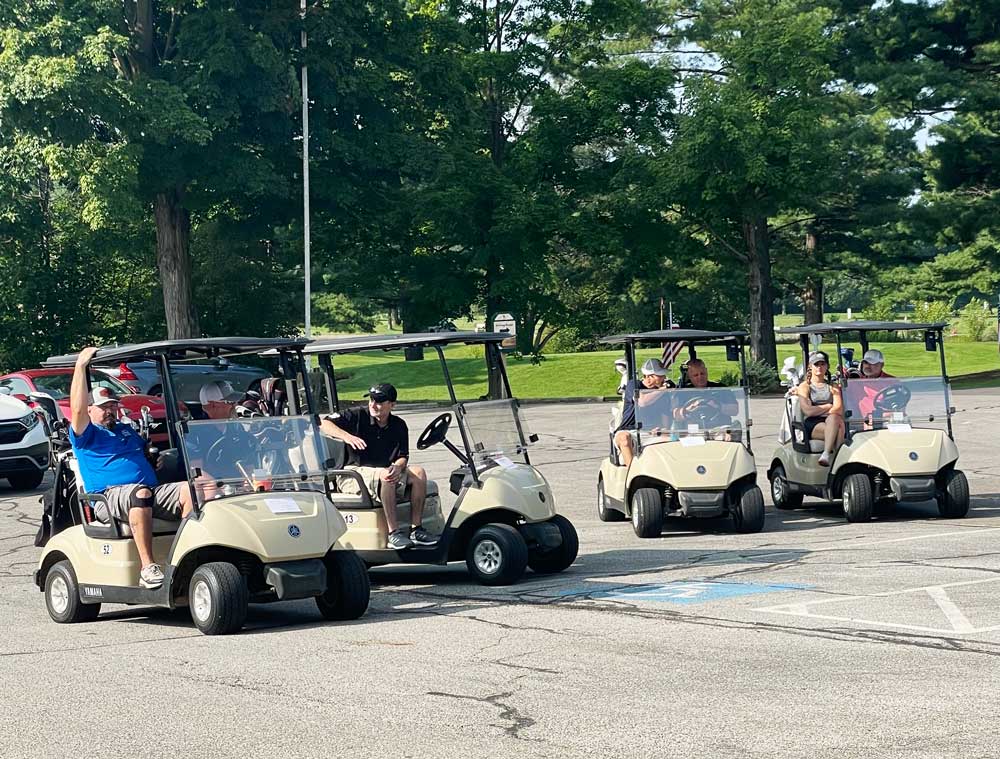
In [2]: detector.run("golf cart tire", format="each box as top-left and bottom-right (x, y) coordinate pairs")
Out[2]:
(937, 469), (970, 519)
(769, 465), (803, 510)
(842, 473), (874, 523)
(597, 478), (625, 522)
(317, 551), (371, 621)
(466, 523), (529, 586)
(631, 487), (664, 539)
(528, 515), (579, 574)
(45, 560), (100, 624)
(732, 485), (765, 533)
(189, 562), (248, 636)
(8, 470), (44, 491)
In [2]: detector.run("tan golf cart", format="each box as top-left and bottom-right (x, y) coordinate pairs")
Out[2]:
(597, 330), (765, 537)
(769, 321), (969, 522)
(292, 332), (578, 586)
(34, 338), (370, 635)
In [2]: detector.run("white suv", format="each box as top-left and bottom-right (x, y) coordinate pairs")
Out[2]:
(0, 392), (49, 490)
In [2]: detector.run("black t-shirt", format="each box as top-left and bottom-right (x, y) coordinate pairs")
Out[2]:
(328, 407), (409, 468)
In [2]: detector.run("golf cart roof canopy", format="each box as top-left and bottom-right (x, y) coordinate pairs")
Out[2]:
(775, 321), (947, 336)
(296, 331), (511, 356)
(600, 329), (748, 345)
(43, 337), (308, 367)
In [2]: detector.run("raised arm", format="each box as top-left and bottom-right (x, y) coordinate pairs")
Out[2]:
(70, 346), (98, 435)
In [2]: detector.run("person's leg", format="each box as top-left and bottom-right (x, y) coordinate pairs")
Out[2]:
(407, 465), (427, 527)
(379, 469), (400, 532)
(127, 487), (156, 568)
(614, 430), (634, 467)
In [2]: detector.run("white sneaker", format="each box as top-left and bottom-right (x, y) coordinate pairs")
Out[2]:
(140, 563), (165, 589)
(818, 451), (831, 467)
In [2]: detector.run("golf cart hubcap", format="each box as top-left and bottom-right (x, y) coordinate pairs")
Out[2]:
(843, 490), (851, 512)
(474, 540), (503, 574)
(772, 477), (784, 501)
(193, 580), (212, 622)
(50, 576), (69, 614)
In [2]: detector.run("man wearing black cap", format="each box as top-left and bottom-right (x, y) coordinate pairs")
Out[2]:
(320, 383), (434, 550)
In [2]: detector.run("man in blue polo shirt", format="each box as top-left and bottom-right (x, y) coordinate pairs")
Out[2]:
(69, 347), (194, 589)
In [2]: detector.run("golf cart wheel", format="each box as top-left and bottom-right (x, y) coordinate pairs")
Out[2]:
(631, 487), (664, 539)
(45, 560), (100, 624)
(316, 551), (371, 621)
(842, 473), (874, 523)
(528, 515), (579, 574)
(732, 485), (765, 534)
(937, 469), (970, 519)
(188, 562), (248, 636)
(597, 478), (625, 522)
(466, 523), (528, 586)
(769, 465), (803, 510)
(8, 470), (44, 491)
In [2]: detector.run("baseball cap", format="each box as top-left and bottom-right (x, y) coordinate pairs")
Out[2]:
(199, 380), (242, 405)
(808, 350), (829, 366)
(862, 349), (885, 365)
(641, 358), (667, 377)
(90, 387), (121, 406)
(365, 383), (398, 403)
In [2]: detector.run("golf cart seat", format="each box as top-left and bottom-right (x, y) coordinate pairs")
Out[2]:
(66, 457), (182, 539)
(784, 395), (825, 454)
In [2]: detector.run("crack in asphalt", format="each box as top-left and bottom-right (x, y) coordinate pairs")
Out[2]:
(427, 690), (539, 741)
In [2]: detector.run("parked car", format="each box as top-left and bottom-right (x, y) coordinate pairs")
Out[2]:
(0, 392), (49, 490)
(0, 369), (175, 446)
(95, 356), (270, 402)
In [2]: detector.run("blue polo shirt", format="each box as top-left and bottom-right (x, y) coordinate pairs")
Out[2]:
(69, 422), (157, 493)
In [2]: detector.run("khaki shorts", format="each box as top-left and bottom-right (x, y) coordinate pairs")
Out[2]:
(337, 466), (407, 502)
(98, 482), (186, 523)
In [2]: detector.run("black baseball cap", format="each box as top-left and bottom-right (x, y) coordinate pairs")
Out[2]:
(365, 383), (398, 402)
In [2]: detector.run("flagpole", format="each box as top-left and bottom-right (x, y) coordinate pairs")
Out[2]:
(301, 0), (311, 343)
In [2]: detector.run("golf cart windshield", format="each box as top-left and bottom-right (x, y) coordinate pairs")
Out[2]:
(842, 376), (949, 428)
(178, 415), (327, 506)
(455, 399), (532, 464)
(635, 386), (750, 441)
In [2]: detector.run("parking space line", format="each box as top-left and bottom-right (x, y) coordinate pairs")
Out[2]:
(926, 587), (975, 634)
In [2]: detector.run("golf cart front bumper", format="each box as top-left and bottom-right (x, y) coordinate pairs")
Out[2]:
(889, 476), (937, 503)
(676, 491), (726, 518)
(264, 559), (327, 601)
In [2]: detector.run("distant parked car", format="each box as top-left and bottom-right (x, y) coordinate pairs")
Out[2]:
(86, 357), (269, 403)
(0, 392), (49, 490)
(0, 368), (177, 446)
(426, 320), (458, 333)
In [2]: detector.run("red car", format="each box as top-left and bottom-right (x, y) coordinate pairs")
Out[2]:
(0, 368), (176, 445)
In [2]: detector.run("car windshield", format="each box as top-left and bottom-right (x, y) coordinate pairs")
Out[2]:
(635, 386), (750, 442)
(32, 372), (130, 400)
(178, 415), (327, 506)
(455, 398), (532, 464)
(842, 376), (949, 427)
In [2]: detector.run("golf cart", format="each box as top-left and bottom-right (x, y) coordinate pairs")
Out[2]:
(597, 330), (765, 537)
(34, 338), (370, 635)
(769, 321), (969, 522)
(292, 332), (579, 586)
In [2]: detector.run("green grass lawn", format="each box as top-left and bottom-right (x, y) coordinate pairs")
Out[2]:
(328, 340), (1000, 402)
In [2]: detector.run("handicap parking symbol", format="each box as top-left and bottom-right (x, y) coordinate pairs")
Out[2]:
(557, 580), (806, 605)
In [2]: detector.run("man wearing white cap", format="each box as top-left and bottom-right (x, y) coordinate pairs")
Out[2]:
(613, 358), (669, 467)
(69, 347), (194, 589)
(860, 349), (894, 379)
(198, 379), (243, 419)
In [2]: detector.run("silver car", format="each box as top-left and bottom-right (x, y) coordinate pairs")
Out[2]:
(84, 357), (268, 403)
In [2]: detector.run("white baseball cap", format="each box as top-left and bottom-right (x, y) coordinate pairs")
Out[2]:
(641, 358), (667, 376)
(862, 349), (885, 365)
(90, 387), (121, 407)
(199, 380), (242, 405)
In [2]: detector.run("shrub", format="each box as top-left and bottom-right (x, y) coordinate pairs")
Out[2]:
(718, 357), (780, 394)
(914, 300), (953, 327)
(960, 298), (995, 342)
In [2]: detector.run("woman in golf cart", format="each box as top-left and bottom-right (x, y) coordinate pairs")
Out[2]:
(797, 350), (845, 467)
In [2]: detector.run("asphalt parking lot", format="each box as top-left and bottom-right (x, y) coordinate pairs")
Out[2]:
(3, 392), (1000, 758)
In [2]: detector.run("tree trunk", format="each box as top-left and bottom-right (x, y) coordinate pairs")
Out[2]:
(154, 189), (200, 338)
(801, 231), (823, 324)
(743, 213), (777, 367)
(484, 291), (504, 400)
(400, 307), (424, 361)
(516, 314), (536, 354)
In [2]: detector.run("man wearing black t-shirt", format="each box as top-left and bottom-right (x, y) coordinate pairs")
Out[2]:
(321, 383), (434, 550)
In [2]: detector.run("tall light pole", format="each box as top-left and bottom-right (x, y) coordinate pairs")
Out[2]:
(301, 0), (312, 341)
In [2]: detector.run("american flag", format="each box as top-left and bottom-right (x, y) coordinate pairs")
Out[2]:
(661, 323), (683, 369)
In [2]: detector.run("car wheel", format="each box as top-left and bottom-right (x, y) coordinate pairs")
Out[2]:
(937, 469), (970, 519)
(631, 487), (663, 538)
(45, 560), (100, 623)
(769, 465), (803, 510)
(8, 469), (44, 491)
(528, 515), (579, 574)
(466, 523), (528, 586)
(316, 551), (371, 620)
(597, 479), (625, 522)
(842, 473), (873, 522)
(189, 562), (248, 635)
(732, 485), (766, 533)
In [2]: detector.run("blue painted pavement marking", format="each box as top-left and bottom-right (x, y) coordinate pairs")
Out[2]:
(555, 580), (808, 605)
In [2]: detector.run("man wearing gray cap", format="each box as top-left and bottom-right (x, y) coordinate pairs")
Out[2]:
(614, 358), (669, 467)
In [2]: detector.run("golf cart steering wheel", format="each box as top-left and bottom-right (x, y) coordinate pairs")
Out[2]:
(680, 395), (724, 427)
(203, 427), (258, 472)
(872, 384), (911, 414)
(417, 413), (452, 450)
